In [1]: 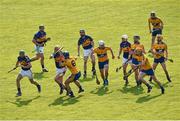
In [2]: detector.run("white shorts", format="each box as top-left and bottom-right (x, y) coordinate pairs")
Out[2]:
(19, 69), (33, 79)
(35, 46), (44, 54)
(56, 67), (67, 76)
(122, 57), (132, 64)
(83, 48), (93, 57)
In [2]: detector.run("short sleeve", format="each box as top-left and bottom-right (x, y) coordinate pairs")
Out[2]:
(25, 56), (31, 63)
(78, 38), (82, 46)
(93, 48), (98, 53)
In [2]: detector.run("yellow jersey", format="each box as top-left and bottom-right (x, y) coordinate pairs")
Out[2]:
(152, 42), (167, 59)
(63, 57), (79, 74)
(94, 47), (111, 62)
(148, 17), (163, 29)
(141, 57), (152, 70)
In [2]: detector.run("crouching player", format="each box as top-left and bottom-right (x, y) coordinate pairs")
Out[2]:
(130, 35), (146, 86)
(63, 51), (84, 97)
(50, 45), (67, 95)
(93, 40), (115, 86)
(118, 35), (131, 85)
(136, 49), (165, 94)
(14, 50), (41, 97)
(150, 34), (171, 82)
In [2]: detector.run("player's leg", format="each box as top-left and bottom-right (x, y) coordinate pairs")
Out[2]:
(160, 62), (171, 82)
(72, 72), (84, 93)
(30, 53), (40, 62)
(138, 72), (152, 93)
(123, 63), (128, 85)
(65, 75), (75, 97)
(83, 56), (88, 78)
(131, 64), (139, 85)
(151, 75), (165, 94)
(54, 74), (66, 95)
(104, 63), (109, 85)
(149, 62), (158, 82)
(16, 74), (23, 96)
(90, 52), (96, 76)
(39, 53), (48, 72)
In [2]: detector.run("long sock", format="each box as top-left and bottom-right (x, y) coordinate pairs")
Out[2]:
(41, 64), (45, 69)
(17, 88), (21, 93)
(84, 71), (86, 75)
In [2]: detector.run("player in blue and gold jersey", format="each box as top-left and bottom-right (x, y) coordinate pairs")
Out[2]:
(93, 40), (115, 86)
(148, 11), (164, 49)
(118, 34), (131, 85)
(14, 50), (41, 97)
(31, 25), (51, 72)
(77, 29), (96, 78)
(49, 45), (67, 95)
(62, 51), (84, 97)
(150, 34), (171, 82)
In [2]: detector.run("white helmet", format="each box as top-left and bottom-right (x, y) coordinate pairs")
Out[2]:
(98, 40), (105, 46)
(122, 34), (128, 39)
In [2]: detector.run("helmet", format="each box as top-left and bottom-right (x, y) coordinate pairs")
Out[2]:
(63, 51), (70, 59)
(98, 40), (105, 46)
(39, 24), (44, 29)
(19, 50), (25, 55)
(54, 45), (60, 53)
(133, 35), (140, 39)
(79, 29), (85, 33)
(122, 34), (128, 39)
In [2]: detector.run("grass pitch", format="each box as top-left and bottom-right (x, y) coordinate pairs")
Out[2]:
(0, 0), (180, 120)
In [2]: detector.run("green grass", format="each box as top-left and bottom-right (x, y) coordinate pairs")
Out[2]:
(0, 0), (180, 120)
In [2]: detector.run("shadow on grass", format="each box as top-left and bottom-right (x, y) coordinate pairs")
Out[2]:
(79, 77), (94, 83)
(136, 94), (162, 103)
(48, 95), (83, 106)
(118, 85), (144, 95)
(33, 72), (47, 80)
(90, 86), (113, 96)
(7, 96), (40, 107)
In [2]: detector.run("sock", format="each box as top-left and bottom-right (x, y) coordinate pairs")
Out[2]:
(41, 64), (45, 69)
(145, 83), (151, 88)
(79, 86), (82, 90)
(59, 83), (64, 90)
(17, 88), (21, 93)
(84, 71), (86, 75)
(92, 66), (95, 71)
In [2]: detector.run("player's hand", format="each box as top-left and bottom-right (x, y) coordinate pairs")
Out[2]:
(47, 37), (51, 41)
(117, 56), (120, 59)
(112, 55), (115, 59)
(77, 54), (80, 57)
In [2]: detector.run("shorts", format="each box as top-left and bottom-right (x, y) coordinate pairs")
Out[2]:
(56, 67), (67, 76)
(83, 48), (93, 57)
(132, 58), (139, 65)
(152, 28), (162, 36)
(140, 69), (154, 76)
(98, 60), (109, 69)
(73, 72), (81, 81)
(19, 69), (33, 79)
(35, 46), (44, 54)
(122, 57), (132, 64)
(154, 57), (165, 63)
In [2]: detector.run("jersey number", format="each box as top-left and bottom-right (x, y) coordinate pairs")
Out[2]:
(71, 60), (76, 66)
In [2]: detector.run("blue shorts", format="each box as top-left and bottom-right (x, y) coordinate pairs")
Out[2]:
(132, 58), (139, 65)
(73, 72), (81, 81)
(152, 28), (162, 36)
(141, 69), (154, 76)
(98, 60), (109, 69)
(154, 57), (165, 63)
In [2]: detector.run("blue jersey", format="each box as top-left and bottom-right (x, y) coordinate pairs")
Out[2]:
(33, 31), (47, 45)
(17, 56), (31, 70)
(53, 53), (65, 68)
(78, 35), (93, 49)
(120, 41), (131, 59)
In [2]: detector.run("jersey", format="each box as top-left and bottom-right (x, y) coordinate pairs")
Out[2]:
(120, 41), (131, 59)
(17, 56), (31, 70)
(78, 35), (93, 49)
(33, 31), (47, 45)
(140, 57), (152, 70)
(131, 44), (145, 58)
(53, 52), (65, 68)
(94, 47), (111, 62)
(63, 57), (79, 74)
(152, 42), (167, 59)
(148, 17), (163, 29)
